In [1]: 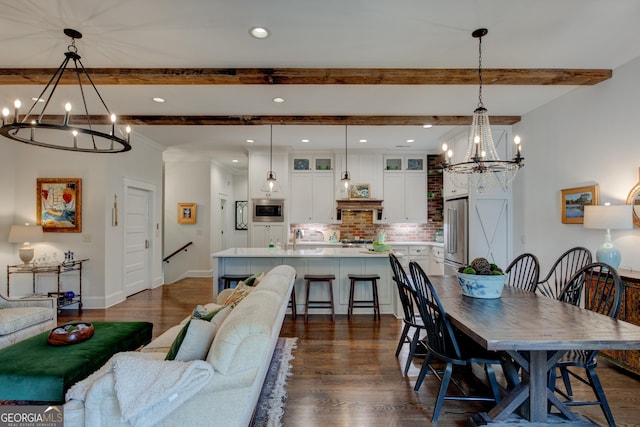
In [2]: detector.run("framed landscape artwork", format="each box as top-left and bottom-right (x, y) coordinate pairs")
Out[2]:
(561, 184), (599, 224)
(36, 178), (82, 232)
(349, 183), (370, 200)
(178, 203), (197, 224)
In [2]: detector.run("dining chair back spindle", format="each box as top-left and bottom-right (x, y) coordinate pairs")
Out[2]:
(550, 262), (623, 427)
(389, 254), (426, 375)
(537, 247), (592, 299)
(504, 253), (540, 292)
(408, 261), (507, 423)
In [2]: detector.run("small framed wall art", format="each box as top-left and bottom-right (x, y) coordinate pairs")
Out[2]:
(561, 184), (599, 224)
(349, 183), (370, 200)
(36, 178), (82, 232)
(178, 203), (197, 224)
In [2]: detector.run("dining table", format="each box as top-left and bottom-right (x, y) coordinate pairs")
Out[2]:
(429, 275), (640, 425)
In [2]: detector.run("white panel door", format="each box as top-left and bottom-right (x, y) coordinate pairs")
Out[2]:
(124, 187), (151, 296)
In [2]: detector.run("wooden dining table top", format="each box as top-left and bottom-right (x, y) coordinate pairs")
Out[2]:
(429, 275), (640, 352)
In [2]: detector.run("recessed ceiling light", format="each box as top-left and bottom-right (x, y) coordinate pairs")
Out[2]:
(246, 139), (255, 143)
(232, 159), (239, 163)
(301, 139), (309, 143)
(249, 27), (270, 39)
(31, 97), (45, 103)
(406, 139), (415, 143)
(272, 97), (285, 103)
(359, 139), (367, 143)
(152, 97), (165, 103)
(423, 124), (433, 129)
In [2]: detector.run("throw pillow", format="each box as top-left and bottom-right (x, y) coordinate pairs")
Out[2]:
(244, 272), (265, 287)
(173, 319), (217, 361)
(223, 282), (254, 307)
(165, 305), (230, 361)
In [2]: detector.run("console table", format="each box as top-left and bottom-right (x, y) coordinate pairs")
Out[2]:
(600, 268), (640, 375)
(6, 259), (88, 310)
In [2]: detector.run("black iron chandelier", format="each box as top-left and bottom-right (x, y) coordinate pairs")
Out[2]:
(0, 29), (132, 153)
(442, 28), (523, 191)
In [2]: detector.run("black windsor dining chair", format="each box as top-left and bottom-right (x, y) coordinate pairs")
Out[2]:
(389, 254), (426, 375)
(504, 253), (540, 292)
(550, 262), (623, 427)
(408, 261), (512, 423)
(536, 247), (592, 299)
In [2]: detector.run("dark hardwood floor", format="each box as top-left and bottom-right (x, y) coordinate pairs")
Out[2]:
(59, 278), (640, 426)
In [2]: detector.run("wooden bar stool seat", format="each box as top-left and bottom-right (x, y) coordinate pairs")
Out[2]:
(220, 274), (250, 289)
(348, 273), (381, 320)
(304, 274), (335, 322)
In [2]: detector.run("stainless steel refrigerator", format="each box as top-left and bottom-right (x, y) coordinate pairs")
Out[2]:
(444, 197), (468, 275)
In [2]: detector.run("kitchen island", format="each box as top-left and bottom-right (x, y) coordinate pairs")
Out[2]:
(211, 247), (402, 317)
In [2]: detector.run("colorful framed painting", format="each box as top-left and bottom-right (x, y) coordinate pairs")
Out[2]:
(36, 178), (82, 232)
(178, 203), (197, 224)
(561, 184), (599, 224)
(349, 183), (370, 200)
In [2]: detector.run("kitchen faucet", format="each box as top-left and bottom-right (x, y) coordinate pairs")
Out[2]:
(293, 229), (303, 249)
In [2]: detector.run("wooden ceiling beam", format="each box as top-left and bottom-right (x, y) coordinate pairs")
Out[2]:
(0, 68), (611, 86)
(40, 114), (520, 126)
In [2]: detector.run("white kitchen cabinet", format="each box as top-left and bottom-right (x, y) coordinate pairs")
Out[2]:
(289, 153), (336, 223)
(408, 246), (429, 274)
(383, 155), (425, 172)
(382, 170), (427, 223)
(336, 153), (380, 199)
(250, 224), (286, 248)
(289, 173), (313, 222)
(429, 246), (445, 275)
(442, 131), (470, 198)
(248, 148), (289, 200)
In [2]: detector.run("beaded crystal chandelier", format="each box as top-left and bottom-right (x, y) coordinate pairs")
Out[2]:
(442, 28), (523, 192)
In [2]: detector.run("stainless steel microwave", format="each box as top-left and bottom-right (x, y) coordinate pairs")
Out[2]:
(252, 198), (284, 222)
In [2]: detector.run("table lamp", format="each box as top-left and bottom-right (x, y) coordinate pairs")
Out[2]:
(7, 223), (44, 265)
(583, 204), (633, 268)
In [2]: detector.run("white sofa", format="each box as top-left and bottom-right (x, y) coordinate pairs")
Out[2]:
(0, 293), (57, 349)
(64, 264), (296, 427)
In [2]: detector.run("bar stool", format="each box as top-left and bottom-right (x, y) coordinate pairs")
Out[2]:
(348, 274), (381, 320)
(288, 283), (297, 319)
(220, 274), (250, 290)
(304, 274), (335, 322)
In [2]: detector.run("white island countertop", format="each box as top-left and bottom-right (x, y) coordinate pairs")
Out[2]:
(212, 247), (400, 258)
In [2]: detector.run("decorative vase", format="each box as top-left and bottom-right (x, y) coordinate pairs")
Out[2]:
(456, 272), (506, 299)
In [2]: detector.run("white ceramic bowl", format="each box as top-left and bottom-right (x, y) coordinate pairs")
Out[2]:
(456, 272), (506, 299)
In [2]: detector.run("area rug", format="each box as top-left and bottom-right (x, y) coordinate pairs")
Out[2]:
(250, 337), (298, 427)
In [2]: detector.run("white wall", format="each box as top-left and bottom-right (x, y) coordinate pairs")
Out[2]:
(163, 160), (212, 284)
(0, 134), (164, 307)
(513, 55), (640, 273)
(0, 141), (17, 290)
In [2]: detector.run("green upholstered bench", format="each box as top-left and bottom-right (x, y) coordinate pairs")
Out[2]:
(0, 321), (152, 403)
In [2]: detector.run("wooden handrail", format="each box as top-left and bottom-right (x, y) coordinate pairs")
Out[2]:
(163, 242), (193, 263)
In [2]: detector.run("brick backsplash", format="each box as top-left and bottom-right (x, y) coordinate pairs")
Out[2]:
(290, 154), (444, 242)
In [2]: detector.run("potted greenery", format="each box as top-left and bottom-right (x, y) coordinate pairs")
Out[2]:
(456, 257), (506, 299)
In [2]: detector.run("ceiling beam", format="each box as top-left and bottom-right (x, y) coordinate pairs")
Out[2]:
(39, 114), (519, 126)
(0, 68), (611, 86)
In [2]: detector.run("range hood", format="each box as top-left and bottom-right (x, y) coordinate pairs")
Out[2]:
(336, 199), (384, 221)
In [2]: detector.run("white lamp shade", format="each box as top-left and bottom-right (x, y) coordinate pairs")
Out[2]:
(583, 205), (633, 230)
(8, 224), (43, 244)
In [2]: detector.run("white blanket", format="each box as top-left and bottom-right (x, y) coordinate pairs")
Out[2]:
(66, 352), (214, 427)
